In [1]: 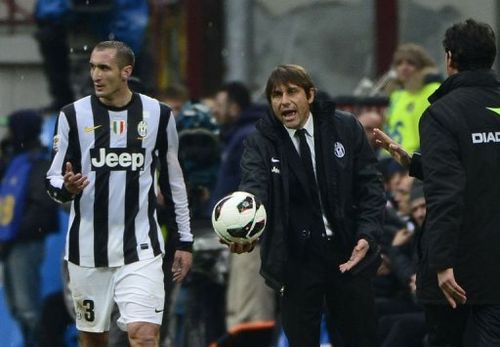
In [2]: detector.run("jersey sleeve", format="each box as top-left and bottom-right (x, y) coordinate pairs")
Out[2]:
(157, 107), (193, 251)
(45, 111), (75, 203)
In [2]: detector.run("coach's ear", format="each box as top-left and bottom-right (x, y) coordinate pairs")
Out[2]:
(121, 65), (133, 81)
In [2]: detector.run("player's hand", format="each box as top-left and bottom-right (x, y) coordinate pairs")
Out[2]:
(339, 239), (370, 273)
(437, 268), (467, 308)
(220, 239), (256, 254)
(373, 128), (412, 169)
(172, 250), (192, 283)
(63, 162), (89, 195)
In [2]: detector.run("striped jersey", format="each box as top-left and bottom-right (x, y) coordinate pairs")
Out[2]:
(46, 93), (192, 267)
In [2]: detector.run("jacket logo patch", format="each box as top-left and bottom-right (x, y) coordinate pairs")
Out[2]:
(271, 166), (280, 174)
(271, 157), (280, 163)
(472, 131), (500, 143)
(334, 142), (345, 158)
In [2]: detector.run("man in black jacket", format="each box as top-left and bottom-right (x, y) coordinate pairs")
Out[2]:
(233, 65), (385, 346)
(374, 19), (500, 347)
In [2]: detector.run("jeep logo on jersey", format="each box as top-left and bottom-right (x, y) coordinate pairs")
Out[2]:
(90, 148), (145, 171)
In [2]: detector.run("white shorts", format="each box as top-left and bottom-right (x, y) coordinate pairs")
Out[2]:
(68, 255), (164, 333)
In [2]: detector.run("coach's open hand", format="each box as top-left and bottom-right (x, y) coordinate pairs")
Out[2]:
(172, 250), (192, 283)
(64, 162), (89, 195)
(220, 239), (256, 254)
(339, 238), (369, 273)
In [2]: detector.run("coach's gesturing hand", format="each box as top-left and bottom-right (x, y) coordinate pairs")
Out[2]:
(339, 238), (369, 273)
(63, 162), (89, 195)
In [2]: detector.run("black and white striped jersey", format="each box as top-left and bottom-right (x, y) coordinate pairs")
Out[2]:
(46, 93), (192, 268)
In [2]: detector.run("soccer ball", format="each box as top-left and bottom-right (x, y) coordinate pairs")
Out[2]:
(211, 191), (267, 244)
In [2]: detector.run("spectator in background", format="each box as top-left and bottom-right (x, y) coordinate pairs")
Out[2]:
(358, 111), (384, 151)
(160, 84), (190, 117)
(0, 110), (59, 347)
(408, 180), (426, 230)
(210, 82), (266, 204)
(377, 180), (427, 347)
(34, 0), (149, 111)
(209, 82), (276, 347)
(358, 111), (385, 163)
(392, 174), (414, 219)
(164, 86), (222, 347)
(385, 43), (441, 154)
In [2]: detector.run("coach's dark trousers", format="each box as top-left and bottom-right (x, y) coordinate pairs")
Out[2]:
(280, 231), (377, 347)
(424, 304), (500, 347)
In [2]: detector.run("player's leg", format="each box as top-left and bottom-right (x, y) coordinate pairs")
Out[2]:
(114, 255), (164, 347)
(67, 262), (116, 347)
(79, 331), (109, 347)
(128, 321), (160, 347)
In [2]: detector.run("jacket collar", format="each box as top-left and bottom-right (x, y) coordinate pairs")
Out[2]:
(429, 69), (500, 103)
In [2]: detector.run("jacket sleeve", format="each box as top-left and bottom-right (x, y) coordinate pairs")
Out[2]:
(239, 133), (270, 207)
(352, 118), (386, 243)
(419, 108), (465, 271)
(409, 152), (424, 179)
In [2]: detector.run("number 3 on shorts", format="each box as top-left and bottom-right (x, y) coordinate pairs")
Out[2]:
(82, 299), (95, 322)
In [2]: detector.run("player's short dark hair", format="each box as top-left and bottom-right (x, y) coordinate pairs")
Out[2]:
(265, 64), (316, 104)
(443, 19), (496, 71)
(93, 40), (135, 69)
(220, 82), (251, 111)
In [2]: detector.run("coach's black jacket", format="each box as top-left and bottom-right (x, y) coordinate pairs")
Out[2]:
(415, 69), (500, 304)
(239, 101), (385, 292)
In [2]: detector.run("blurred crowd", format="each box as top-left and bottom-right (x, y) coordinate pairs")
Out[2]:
(0, 1), (445, 346)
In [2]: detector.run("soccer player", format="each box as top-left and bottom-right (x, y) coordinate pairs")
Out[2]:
(46, 41), (192, 347)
